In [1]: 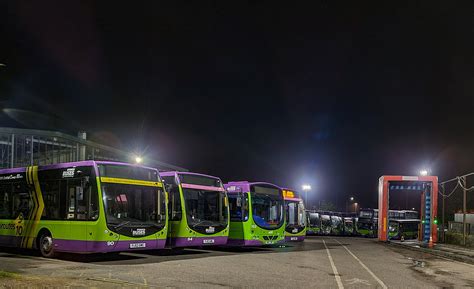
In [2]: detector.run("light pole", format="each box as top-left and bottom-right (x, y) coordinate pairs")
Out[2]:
(346, 197), (355, 213)
(302, 184), (311, 209)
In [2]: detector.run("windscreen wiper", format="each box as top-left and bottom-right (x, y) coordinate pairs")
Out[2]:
(113, 221), (131, 229)
(191, 220), (215, 227)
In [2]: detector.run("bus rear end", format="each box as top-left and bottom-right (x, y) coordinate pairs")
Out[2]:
(226, 182), (285, 246)
(283, 188), (306, 242)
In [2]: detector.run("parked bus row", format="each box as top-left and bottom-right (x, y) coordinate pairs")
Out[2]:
(306, 208), (419, 239)
(0, 161), (307, 258)
(306, 211), (357, 236)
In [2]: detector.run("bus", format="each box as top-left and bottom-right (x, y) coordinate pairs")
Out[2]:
(388, 210), (419, 240)
(320, 213), (332, 235)
(0, 161), (168, 257)
(159, 172), (229, 247)
(225, 181), (285, 246)
(388, 219), (420, 240)
(306, 211), (321, 235)
(343, 217), (355, 236)
(356, 208), (377, 237)
(330, 214), (344, 235)
(282, 188), (306, 242)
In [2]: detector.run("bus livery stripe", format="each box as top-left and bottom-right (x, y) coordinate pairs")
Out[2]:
(20, 166), (45, 249)
(27, 166), (44, 248)
(21, 166), (34, 248)
(100, 177), (162, 187)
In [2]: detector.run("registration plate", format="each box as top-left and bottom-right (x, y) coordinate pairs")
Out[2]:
(291, 237), (298, 241)
(203, 239), (215, 244)
(129, 243), (146, 249)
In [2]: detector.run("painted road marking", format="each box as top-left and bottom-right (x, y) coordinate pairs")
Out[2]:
(323, 239), (344, 289)
(346, 278), (371, 286)
(334, 239), (388, 289)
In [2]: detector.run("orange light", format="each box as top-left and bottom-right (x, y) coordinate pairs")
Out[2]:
(283, 190), (295, 198)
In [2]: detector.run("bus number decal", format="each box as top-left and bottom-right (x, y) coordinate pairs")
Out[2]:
(15, 225), (23, 236)
(106, 241), (115, 246)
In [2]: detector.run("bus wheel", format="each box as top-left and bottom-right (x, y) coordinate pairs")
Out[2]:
(39, 232), (56, 258)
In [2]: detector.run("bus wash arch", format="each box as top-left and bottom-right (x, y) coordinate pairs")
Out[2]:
(378, 175), (438, 246)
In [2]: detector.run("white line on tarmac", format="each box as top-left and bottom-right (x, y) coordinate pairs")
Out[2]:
(334, 238), (388, 289)
(323, 239), (344, 289)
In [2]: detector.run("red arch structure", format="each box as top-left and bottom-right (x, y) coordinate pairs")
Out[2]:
(378, 175), (438, 245)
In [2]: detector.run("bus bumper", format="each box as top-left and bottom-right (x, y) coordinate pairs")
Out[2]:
(285, 235), (305, 242)
(52, 238), (167, 253)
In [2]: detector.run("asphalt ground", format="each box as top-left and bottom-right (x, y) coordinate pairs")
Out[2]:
(1, 237), (474, 288)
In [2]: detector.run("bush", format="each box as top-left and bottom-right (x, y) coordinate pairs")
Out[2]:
(445, 232), (474, 247)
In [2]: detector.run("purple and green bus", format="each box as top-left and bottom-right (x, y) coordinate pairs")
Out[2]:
(159, 172), (229, 247)
(0, 161), (168, 257)
(282, 188), (306, 242)
(225, 181), (285, 246)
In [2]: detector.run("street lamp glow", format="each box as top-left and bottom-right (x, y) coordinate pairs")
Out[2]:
(420, 170), (428, 176)
(302, 184), (311, 191)
(350, 197), (354, 201)
(135, 156), (143, 164)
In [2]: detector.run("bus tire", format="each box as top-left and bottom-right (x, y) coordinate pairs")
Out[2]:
(38, 231), (56, 258)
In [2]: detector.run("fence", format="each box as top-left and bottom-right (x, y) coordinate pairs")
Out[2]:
(439, 173), (474, 246)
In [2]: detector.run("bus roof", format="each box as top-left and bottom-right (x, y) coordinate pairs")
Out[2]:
(224, 181), (280, 193)
(159, 171), (221, 180)
(0, 160), (159, 174)
(159, 171), (224, 191)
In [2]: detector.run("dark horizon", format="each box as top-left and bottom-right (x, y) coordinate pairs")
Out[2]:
(1, 1), (473, 210)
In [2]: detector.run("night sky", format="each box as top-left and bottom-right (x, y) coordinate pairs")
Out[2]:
(0, 1), (473, 210)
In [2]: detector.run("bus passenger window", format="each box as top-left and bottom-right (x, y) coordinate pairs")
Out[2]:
(89, 183), (99, 220)
(66, 178), (88, 220)
(169, 186), (182, 221)
(0, 183), (12, 218)
(41, 181), (62, 220)
(229, 193), (248, 221)
(228, 194), (242, 221)
(12, 183), (31, 219)
(67, 184), (75, 219)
